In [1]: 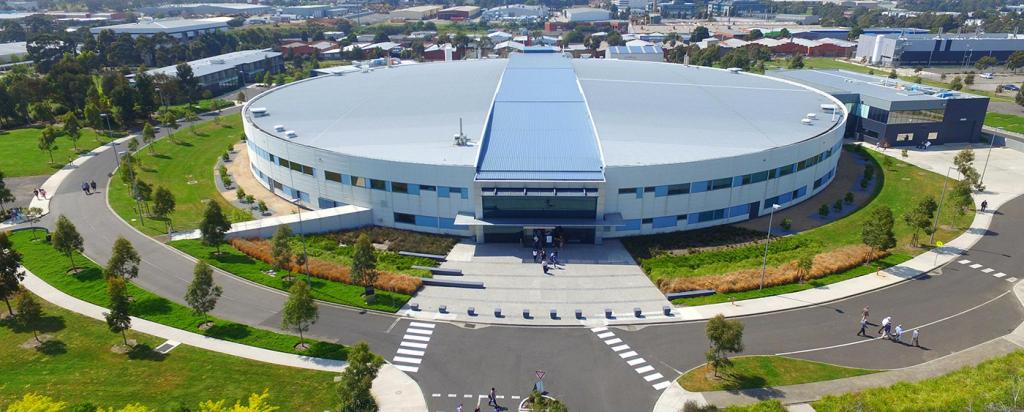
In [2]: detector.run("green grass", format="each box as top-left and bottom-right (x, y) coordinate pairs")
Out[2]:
(672, 253), (910, 306)
(722, 400), (788, 412)
(985, 112), (1024, 134)
(108, 114), (251, 236)
(0, 127), (114, 177)
(0, 297), (337, 411)
(678, 356), (879, 392)
(813, 350), (1024, 411)
(170, 239), (410, 313)
(164, 98), (233, 118)
(300, 234), (438, 278)
(10, 229), (348, 360)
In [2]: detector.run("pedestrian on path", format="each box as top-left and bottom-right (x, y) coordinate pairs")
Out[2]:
(90, 180), (97, 192)
(858, 317), (868, 336)
(981, 200), (988, 212)
(532, 249), (538, 263)
(488, 388), (498, 407)
(912, 329), (920, 347)
(862, 306), (870, 323)
(457, 403), (464, 412)
(542, 260), (550, 275)
(878, 316), (891, 337)
(39, 188), (46, 199)
(81, 181), (90, 195)
(893, 324), (904, 342)
(32, 189), (39, 199)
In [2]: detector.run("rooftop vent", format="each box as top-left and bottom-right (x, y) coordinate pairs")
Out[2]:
(820, 103), (838, 112)
(273, 125), (285, 132)
(801, 118), (813, 125)
(453, 118), (470, 146)
(806, 113), (817, 119)
(285, 130), (298, 138)
(251, 107), (268, 117)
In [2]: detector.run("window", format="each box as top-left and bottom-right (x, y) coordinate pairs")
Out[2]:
(896, 133), (913, 141)
(420, 185), (436, 192)
(351, 176), (366, 187)
(370, 179), (387, 191)
(709, 178), (732, 191)
(394, 212), (415, 224)
(888, 108), (944, 124)
(391, 182), (409, 194)
(697, 209), (725, 222)
(865, 105), (889, 123)
(667, 183), (690, 195)
(448, 187), (464, 197)
(779, 165), (794, 177)
(325, 171), (342, 183)
(278, 157), (289, 167)
(768, 168), (778, 179)
(641, 218), (653, 224)
(741, 171), (768, 185)
(618, 187), (636, 195)
(928, 132), (939, 140)
(643, 186), (656, 193)
(271, 180), (283, 190)
(676, 214), (687, 221)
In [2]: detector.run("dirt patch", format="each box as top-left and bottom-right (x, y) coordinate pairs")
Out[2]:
(19, 334), (54, 349)
(197, 321), (214, 331)
(110, 339), (139, 354)
(294, 342), (310, 351)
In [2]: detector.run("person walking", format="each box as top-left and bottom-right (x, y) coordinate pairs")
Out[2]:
(90, 180), (97, 192)
(858, 317), (868, 336)
(32, 189), (39, 200)
(912, 329), (920, 347)
(457, 403), (464, 412)
(82, 182), (90, 195)
(532, 249), (539, 263)
(542, 260), (550, 275)
(488, 388), (498, 408)
(862, 306), (870, 323)
(39, 188), (46, 199)
(981, 200), (989, 212)
(878, 316), (891, 337)
(893, 324), (903, 342)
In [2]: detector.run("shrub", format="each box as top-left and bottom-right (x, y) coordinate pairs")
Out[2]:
(657, 245), (888, 294)
(236, 187), (247, 201)
(328, 227), (459, 256)
(229, 238), (422, 295)
(220, 174), (232, 188)
(819, 204), (830, 217)
(245, 194), (255, 204)
(639, 237), (811, 278)
(221, 152), (230, 162)
(833, 199), (843, 213)
(218, 165), (228, 176)
(860, 178), (870, 189)
(258, 200), (268, 213)
(780, 218), (792, 231)
(622, 226), (766, 260)
(227, 143), (235, 152)
(845, 192), (854, 204)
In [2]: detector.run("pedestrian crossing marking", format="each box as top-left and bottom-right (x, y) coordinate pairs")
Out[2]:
(590, 326), (608, 333)
(410, 322), (435, 329)
(597, 332), (615, 339)
(393, 356), (422, 365)
(1008, 277), (1019, 283)
(994, 272), (1007, 278)
(626, 357), (646, 366)
(970, 264), (983, 269)
(958, 259), (971, 264)
(653, 381), (672, 390)
(635, 365), (654, 374)
(400, 341), (428, 349)
(407, 328), (434, 336)
(619, 351), (639, 359)
(982, 268), (995, 273)
(395, 364), (419, 373)
(611, 344), (630, 352)
(397, 348), (425, 356)
(643, 373), (664, 382)
(604, 338), (623, 345)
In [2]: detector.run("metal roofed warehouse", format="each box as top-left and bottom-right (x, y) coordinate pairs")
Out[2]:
(242, 52), (847, 243)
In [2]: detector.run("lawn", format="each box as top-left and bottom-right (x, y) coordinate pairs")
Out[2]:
(0, 127), (114, 177)
(163, 98), (234, 118)
(11, 229), (348, 360)
(108, 113), (251, 236)
(0, 297), (337, 411)
(813, 350), (1024, 411)
(171, 239), (410, 313)
(678, 356), (878, 392)
(985, 112), (1024, 135)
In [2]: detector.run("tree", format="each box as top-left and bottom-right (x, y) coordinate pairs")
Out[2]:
(818, 204), (830, 217)
(954, 147), (985, 191)
(105, 276), (133, 346)
(903, 196), (938, 246)
(747, 29), (763, 40)
(862, 206), (896, 252)
(797, 256), (813, 283)
(1015, 87), (1024, 108)
(142, 123), (156, 154)
(15, 288), (42, 342)
(184, 108), (199, 134)
(964, 73), (975, 86)
(152, 186), (176, 218)
(975, 55), (997, 70)
(606, 30), (625, 46)
(281, 279), (317, 347)
(176, 63), (199, 104)
(691, 26), (711, 43)
(185, 260), (222, 326)
(786, 53), (804, 69)
(29, 102), (54, 124)
(950, 179), (975, 218)
(199, 201), (232, 254)
(950, 75), (963, 90)
(271, 225), (293, 273)
(705, 314), (744, 377)
(778, 28), (791, 38)
(336, 341), (384, 412)
(0, 232), (24, 317)
(1007, 51), (1024, 72)
(236, 91), (246, 103)
(350, 233), (378, 300)
(0, 170), (15, 213)
(52, 215), (84, 270)
(38, 125), (58, 164)
(159, 110), (179, 143)
(105, 236), (140, 281)
(888, 69), (898, 79)
(62, 112), (81, 152)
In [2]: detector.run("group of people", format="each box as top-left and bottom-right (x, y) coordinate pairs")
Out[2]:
(81, 180), (98, 195)
(455, 387), (501, 412)
(531, 228), (565, 275)
(858, 306), (920, 347)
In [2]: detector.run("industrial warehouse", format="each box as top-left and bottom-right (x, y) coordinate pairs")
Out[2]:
(241, 51), (847, 244)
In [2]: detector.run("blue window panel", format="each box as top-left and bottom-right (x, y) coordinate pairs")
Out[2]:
(652, 216), (676, 228)
(795, 186), (807, 198)
(460, 188), (469, 199)
(778, 192), (793, 204)
(654, 185), (668, 197)
(299, 191), (310, 203)
(341, 174), (351, 185)
(438, 217), (467, 230)
(733, 176), (744, 187)
(385, 181), (392, 192)
(728, 204), (750, 218)
(281, 184), (293, 195)
(617, 219), (642, 231)
(438, 186), (450, 198)
(691, 181), (708, 193)
(318, 197), (339, 208)
(635, 187), (643, 199)
(687, 214), (700, 225)
(414, 215), (438, 227)
(408, 184), (420, 195)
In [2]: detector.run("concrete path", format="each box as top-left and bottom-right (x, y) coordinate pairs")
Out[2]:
(19, 266), (426, 411)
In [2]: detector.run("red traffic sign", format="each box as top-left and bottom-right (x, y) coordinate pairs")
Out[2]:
(535, 370), (546, 380)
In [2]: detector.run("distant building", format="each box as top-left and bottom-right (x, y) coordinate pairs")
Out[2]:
(706, 0), (768, 17)
(481, 4), (548, 20)
(856, 33), (1024, 67)
(770, 69), (989, 147)
(145, 49), (283, 95)
(90, 17), (231, 39)
(607, 44), (663, 61)
(487, 31), (513, 43)
(658, 0), (697, 18)
(437, 6), (480, 21)
(0, 41), (28, 63)
(423, 43), (464, 61)
(616, 0), (651, 11)
(137, 3), (273, 17)
(390, 5), (442, 20)
(4, 1), (38, 10)
(774, 13), (820, 24)
(281, 5), (331, 18)
(563, 7), (611, 22)
(278, 41), (336, 59)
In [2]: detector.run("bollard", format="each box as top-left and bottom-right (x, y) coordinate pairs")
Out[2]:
(439, 304), (447, 314)
(495, 307), (502, 317)
(634, 307), (642, 318)
(468, 307), (476, 316)
(663, 305), (672, 316)
(550, 309), (557, 319)
(410, 302), (420, 311)
(523, 308), (531, 319)
(575, 309), (583, 319)
(605, 308), (613, 319)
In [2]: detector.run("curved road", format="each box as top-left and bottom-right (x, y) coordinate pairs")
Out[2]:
(24, 121), (1024, 411)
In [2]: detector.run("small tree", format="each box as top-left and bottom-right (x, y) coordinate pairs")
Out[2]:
(0, 171), (14, 213)
(105, 277), (133, 346)
(832, 199), (843, 213)
(281, 279), (318, 347)
(52, 215), (84, 270)
(888, 69), (898, 79)
(964, 73), (975, 86)
(199, 201), (232, 254)
(38, 125), (58, 164)
(271, 225), (294, 272)
(258, 200), (268, 215)
(950, 75), (964, 90)
(105, 236), (140, 281)
(185, 260), (222, 327)
(818, 204), (830, 218)
(336, 341), (384, 412)
(236, 91), (246, 103)
(184, 109), (199, 134)
(62, 112), (81, 152)
(780, 217), (792, 231)
(236, 187), (246, 201)
(351, 233), (378, 301)
(0, 232), (24, 317)
(705, 314), (744, 377)
(159, 110), (179, 143)
(950, 180), (975, 218)
(786, 53), (804, 69)
(142, 123), (156, 154)
(845, 192), (854, 204)
(15, 288), (42, 342)
(954, 147), (985, 191)
(152, 186), (176, 218)
(797, 255), (813, 283)
(862, 206), (896, 252)
(903, 196), (938, 247)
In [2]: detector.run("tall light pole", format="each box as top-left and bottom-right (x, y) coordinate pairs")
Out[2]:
(290, 197), (311, 278)
(979, 133), (996, 187)
(759, 203), (781, 290)
(930, 166), (958, 245)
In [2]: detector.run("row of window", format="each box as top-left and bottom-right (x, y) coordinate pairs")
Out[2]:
(855, 105), (945, 126)
(249, 141), (469, 200)
(617, 142), (840, 199)
(393, 213), (467, 230)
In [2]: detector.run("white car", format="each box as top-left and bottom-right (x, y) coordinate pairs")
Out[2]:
(980, 73), (994, 79)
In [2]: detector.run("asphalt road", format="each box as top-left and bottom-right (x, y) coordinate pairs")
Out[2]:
(23, 108), (1024, 411)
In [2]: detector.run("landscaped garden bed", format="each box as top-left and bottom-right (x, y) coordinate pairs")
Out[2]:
(323, 226), (460, 256)
(295, 233), (442, 278)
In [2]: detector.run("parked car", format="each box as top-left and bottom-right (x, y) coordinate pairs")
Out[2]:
(980, 72), (995, 79)
(1003, 84), (1020, 91)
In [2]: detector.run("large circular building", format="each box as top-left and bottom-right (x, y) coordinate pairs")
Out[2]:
(242, 51), (847, 244)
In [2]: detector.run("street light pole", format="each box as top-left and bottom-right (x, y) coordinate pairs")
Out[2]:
(929, 166), (957, 245)
(759, 203), (781, 290)
(290, 197), (311, 278)
(979, 134), (995, 187)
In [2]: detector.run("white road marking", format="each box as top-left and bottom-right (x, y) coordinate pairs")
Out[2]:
(619, 351), (639, 359)
(982, 268), (995, 273)
(591, 326), (608, 333)
(643, 373), (664, 382)
(970, 263), (983, 269)
(497, 396), (505, 399)
(597, 332), (615, 339)
(395, 364), (419, 373)
(385, 317), (402, 333)
(448, 394), (456, 398)
(400, 341), (428, 349)
(393, 356), (422, 365)
(397, 348), (425, 356)
(635, 365), (655, 374)
(1008, 277), (1019, 283)
(432, 394), (441, 398)
(627, 357), (647, 366)
(511, 396), (521, 400)
(994, 272), (1007, 278)
(604, 338), (623, 345)
(465, 394), (473, 398)
(407, 328), (435, 336)
(410, 321), (436, 329)
(652, 381), (672, 390)
(611, 344), (630, 352)
(403, 334), (431, 342)
(958, 259), (971, 264)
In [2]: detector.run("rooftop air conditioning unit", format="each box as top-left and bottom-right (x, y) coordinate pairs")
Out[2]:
(801, 118), (813, 125)
(806, 113), (817, 119)
(210, 58), (225, 64)
(274, 125), (285, 132)
(251, 107), (268, 117)
(285, 130), (298, 138)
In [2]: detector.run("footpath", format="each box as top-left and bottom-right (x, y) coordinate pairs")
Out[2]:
(654, 142), (1024, 410)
